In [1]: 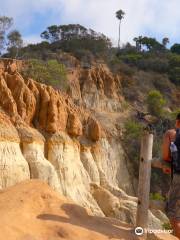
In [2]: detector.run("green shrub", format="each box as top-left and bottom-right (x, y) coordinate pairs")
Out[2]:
(169, 54), (180, 66)
(150, 192), (165, 201)
(152, 74), (171, 93)
(162, 222), (173, 231)
(169, 54), (180, 85)
(153, 138), (162, 158)
(137, 57), (169, 73)
(170, 109), (180, 121)
(108, 56), (135, 76)
(146, 90), (166, 117)
(118, 52), (169, 74)
(125, 120), (143, 138)
(22, 59), (68, 90)
(46, 59), (67, 88)
(169, 67), (180, 85)
(123, 120), (143, 177)
(119, 53), (143, 65)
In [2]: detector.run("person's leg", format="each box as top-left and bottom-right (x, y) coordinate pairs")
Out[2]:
(168, 175), (180, 238)
(170, 219), (180, 238)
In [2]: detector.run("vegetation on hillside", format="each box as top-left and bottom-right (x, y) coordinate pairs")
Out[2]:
(123, 119), (143, 177)
(17, 24), (111, 62)
(22, 59), (68, 90)
(146, 90), (166, 117)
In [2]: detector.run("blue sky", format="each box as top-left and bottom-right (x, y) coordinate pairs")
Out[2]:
(0, 0), (180, 47)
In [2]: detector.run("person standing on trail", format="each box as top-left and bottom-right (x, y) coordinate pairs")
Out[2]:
(162, 113), (180, 238)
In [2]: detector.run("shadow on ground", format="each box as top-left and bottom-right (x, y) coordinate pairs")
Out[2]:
(37, 203), (138, 240)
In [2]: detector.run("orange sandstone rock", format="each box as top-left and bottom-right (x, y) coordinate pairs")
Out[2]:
(67, 112), (82, 137)
(88, 117), (101, 142)
(5, 72), (36, 124)
(0, 60), (103, 139)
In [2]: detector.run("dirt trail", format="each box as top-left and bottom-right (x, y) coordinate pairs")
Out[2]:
(0, 179), (139, 240)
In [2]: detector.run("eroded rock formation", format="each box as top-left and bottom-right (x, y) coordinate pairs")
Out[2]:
(0, 59), (169, 231)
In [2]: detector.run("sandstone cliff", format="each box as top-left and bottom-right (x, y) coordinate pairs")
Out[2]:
(0, 59), (170, 235)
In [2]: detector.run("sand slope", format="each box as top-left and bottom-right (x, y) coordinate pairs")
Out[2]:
(0, 180), (139, 240)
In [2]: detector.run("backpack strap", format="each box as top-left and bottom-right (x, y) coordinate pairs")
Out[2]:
(171, 128), (180, 179)
(171, 160), (174, 181)
(170, 129), (178, 181)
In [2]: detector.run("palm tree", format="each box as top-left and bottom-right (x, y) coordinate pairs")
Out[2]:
(162, 37), (169, 48)
(116, 9), (125, 49)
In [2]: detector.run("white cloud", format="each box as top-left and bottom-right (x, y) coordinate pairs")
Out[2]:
(61, 0), (180, 45)
(0, 0), (180, 45)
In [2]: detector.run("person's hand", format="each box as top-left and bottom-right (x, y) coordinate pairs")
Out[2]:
(162, 166), (171, 175)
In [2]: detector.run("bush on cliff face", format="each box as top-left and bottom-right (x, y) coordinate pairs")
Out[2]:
(146, 90), (166, 117)
(150, 192), (165, 201)
(170, 109), (180, 121)
(124, 120), (142, 138)
(118, 53), (143, 65)
(123, 120), (143, 177)
(22, 59), (68, 90)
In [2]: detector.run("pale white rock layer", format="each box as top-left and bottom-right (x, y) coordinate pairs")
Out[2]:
(82, 90), (122, 112)
(0, 141), (30, 188)
(80, 146), (100, 185)
(92, 138), (135, 195)
(47, 132), (103, 216)
(22, 142), (62, 194)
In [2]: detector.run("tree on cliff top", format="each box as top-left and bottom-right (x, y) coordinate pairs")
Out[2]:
(41, 25), (60, 43)
(40, 24), (111, 60)
(133, 36), (164, 52)
(41, 24), (111, 45)
(0, 16), (23, 58)
(162, 37), (169, 48)
(171, 43), (180, 55)
(7, 30), (23, 58)
(0, 16), (13, 54)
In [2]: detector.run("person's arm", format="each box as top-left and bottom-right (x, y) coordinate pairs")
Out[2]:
(162, 131), (172, 174)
